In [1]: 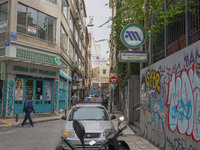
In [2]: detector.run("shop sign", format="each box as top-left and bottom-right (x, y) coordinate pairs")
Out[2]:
(1, 62), (6, 80)
(10, 32), (17, 40)
(28, 26), (37, 34)
(72, 85), (77, 90)
(0, 21), (7, 29)
(13, 66), (56, 76)
(119, 51), (147, 62)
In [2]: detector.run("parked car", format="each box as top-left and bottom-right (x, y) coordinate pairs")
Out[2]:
(56, 103), (116, 149)
(84, 96), (93, 101)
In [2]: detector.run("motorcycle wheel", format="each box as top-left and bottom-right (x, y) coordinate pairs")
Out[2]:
(119, 141), (130, 150)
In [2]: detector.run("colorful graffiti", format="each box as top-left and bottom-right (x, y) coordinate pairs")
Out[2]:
(8, 80), (14, 115)
(167, 64), (200, 141)
(55, 81), (58, 111)
(2, 81), (7, 116)
(146, 70), (161, 93)
(89, 85), (102, 97)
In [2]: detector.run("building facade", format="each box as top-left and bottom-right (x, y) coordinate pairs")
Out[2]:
(0, 0), (89, 117)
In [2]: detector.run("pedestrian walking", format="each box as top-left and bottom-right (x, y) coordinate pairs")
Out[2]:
(102, 95), (108, 109)
(70, 93), (78, 106)
(19, 96), (35, 127)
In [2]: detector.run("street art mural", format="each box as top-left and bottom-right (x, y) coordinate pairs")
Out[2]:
(89, 85), (102, 97)
(8, 80), (14, 115)
(140, 41), (200, 149)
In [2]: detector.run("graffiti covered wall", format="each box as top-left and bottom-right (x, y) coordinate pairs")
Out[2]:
(140, 41), (200, 150)
(89, 85), (102, 97)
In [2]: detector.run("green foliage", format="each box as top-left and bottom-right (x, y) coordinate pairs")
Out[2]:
(110, 0), (186, 88)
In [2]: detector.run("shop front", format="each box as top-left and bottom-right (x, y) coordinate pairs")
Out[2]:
(59, 70), (72, 110)
(4, 61), (60, 117)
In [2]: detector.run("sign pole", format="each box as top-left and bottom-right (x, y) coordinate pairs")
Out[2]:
(112, 85), (114, 115)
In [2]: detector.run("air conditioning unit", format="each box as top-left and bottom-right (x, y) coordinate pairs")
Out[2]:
(74, 62), (78, 68)
(81, 32), (84, 40)
(75, 11), (80, 20)
(80, 3), (83, 10)
(78, 24), (82, 30)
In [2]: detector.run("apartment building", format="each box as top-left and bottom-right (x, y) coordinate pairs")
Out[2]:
(0, 0), (89, 117)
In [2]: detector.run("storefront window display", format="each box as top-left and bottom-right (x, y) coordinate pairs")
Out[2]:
(35, 81), (43, 100)
(15, 79), (23, 100)
(14, 78), (53, 114)
(26, 80), (33, 100)
(45, 81), (51, 100)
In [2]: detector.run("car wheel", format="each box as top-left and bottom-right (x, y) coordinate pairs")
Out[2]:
(56, 141), (64, 150)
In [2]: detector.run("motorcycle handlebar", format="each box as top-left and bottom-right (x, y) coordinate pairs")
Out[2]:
(99, 125), (128, 149)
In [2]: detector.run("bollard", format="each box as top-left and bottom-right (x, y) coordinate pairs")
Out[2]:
(16, 114), (18, 122)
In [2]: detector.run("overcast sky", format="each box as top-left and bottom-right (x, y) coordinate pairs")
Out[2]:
(84, 0), (112, 59)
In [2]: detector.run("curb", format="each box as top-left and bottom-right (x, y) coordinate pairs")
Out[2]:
(0, 114), (63, 128)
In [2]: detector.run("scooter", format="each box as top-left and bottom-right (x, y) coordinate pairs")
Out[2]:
(58, 117), (130, 150)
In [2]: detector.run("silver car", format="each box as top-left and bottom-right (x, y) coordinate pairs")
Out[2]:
(57, 102), (116, 149)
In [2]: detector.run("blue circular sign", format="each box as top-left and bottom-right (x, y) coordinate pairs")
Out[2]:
(120, 24), (146, 48)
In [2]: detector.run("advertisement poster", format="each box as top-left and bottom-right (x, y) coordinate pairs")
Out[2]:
(15, 79), (23, 100)
(45, 81), (51, 100)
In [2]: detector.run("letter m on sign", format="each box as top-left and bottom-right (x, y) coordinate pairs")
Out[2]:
(126, 31), (141, 41)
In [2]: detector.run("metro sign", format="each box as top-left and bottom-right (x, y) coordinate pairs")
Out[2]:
(120, 24), (146, 48)
(110, 76), (117, 84)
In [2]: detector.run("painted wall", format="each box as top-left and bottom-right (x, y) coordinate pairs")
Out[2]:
(140, 40), (200, 150)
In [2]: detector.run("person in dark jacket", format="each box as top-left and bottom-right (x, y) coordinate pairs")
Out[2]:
(102, 95), (108, 110)
(19, 96), (35, 127)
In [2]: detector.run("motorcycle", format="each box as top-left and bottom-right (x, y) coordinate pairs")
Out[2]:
(57, 116), (130, 150)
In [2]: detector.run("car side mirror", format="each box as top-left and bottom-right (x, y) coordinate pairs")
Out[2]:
(61, 116), (67, 120)
(118, 116), (124, 127)
(111, 115), (116, 120)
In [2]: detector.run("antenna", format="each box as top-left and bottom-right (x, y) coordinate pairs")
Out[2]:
(87, 16), (94, 27)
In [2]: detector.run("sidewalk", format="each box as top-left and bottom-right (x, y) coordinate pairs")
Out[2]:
(0, 112), (63, 128)
(112, 109), (159, 150)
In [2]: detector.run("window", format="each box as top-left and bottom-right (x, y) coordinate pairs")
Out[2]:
(69, 40), (73, 59)
(0, 2), (8, 33)
(38, 12), (47, 40)
(62, 0), (68, 19)
(103, 69), (106, 74)
(69, 107), (109, 120)
(26, 80), (34, 100)
(27, 7), (38, 37)
(17, 3), (56, 43)
(35, 81), (43, 100)
(47, 0), (57, 4)
(47, 16), (56, 42)
(17, 4), (26, 34)
(69, 12), (74, 33)
(60, 25), (68, 52)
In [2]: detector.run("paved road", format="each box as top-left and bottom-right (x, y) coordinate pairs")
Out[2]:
(0, 119), (65, 150)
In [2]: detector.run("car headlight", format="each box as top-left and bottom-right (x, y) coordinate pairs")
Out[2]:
(103, 129), (114, 136)
(62, 129), (75, 137)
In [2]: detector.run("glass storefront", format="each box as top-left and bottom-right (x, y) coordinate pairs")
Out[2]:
(14, 77), (53, 114)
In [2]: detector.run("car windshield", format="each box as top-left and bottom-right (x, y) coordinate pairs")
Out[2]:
(69, 107), (109, 121)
